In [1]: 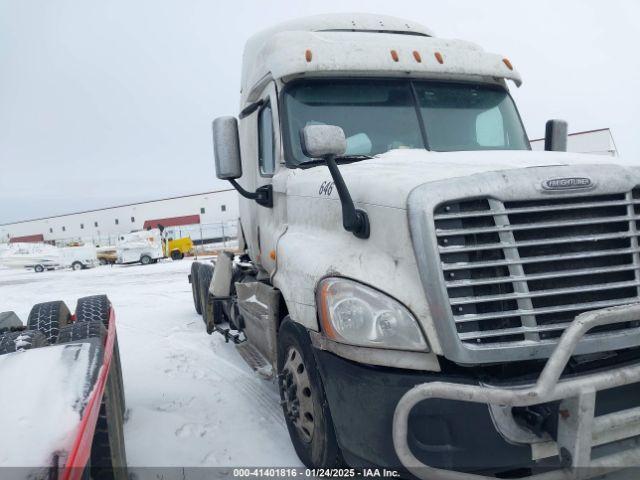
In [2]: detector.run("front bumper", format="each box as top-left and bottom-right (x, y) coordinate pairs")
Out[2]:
(314, 349), (533, 474)
(393, 304), (640, 480)
(315, 305), (640, 478)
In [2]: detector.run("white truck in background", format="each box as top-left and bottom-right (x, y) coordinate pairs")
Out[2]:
(190, 13), (640, 478)
(116, 229), (164, 265)
(60, 243), (99, 270)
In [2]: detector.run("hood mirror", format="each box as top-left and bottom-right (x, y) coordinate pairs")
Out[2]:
(544, 119), (568, 152)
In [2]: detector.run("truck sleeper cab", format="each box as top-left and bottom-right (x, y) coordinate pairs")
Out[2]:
(198, 13), (640, 478)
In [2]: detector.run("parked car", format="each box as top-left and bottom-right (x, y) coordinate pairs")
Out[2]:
(96, 246), (118, 265)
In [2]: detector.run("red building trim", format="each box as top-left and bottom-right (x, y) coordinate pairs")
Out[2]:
(10, 234), (45, 243)
(143, 215), (200, 229)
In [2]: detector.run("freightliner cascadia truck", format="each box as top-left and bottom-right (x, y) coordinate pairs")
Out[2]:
(189, 13), (640, 479)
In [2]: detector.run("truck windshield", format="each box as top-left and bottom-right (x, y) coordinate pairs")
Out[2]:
(283, 79), (530, 164)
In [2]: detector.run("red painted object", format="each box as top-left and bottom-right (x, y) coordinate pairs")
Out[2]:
(143, 214), (200, 229)
(61, 308), (117, 480)
(9, 234), (45, 243)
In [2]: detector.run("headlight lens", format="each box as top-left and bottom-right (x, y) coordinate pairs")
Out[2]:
(317, 278), (428, 351)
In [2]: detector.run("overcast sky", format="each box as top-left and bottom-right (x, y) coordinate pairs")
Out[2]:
(1, 0), (638, 224)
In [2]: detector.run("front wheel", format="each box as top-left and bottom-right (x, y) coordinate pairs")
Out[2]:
(72, 261), (83, 271)
(34, 264), (44, 273)
(277, 318), (342, 468)
(140, 255), (151, 265)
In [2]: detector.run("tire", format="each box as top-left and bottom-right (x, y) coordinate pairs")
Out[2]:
(191, 262), (202, 315)
(0, 330), (48, 355)
(72, 261), (84, 271)
(140, 255), (151, 265)
(34, 264), (44, 273)
(277, 318), (342, 468)
(57, 320), (106, 343)
(0, 311), (23, 332)
(27, 300), (71, 344)
(56, 317), (127, 478)
(198, 263), (214, 325)
(90, 332), (128, 480)
(99, 258), (108, 266)
(58, 320), (126, 412)
(170, 250), (184, 260)
(76, 295), (111, 326)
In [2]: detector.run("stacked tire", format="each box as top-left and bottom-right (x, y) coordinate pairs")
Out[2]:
(198, 262), (214, 327)
(191, 261), (224, 331)
(0, 296), (127, 479)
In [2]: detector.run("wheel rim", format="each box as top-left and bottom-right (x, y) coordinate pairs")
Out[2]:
(141, 256), (150, 264)
(73, 263), (82, 270)
(281, 347), (316, 443)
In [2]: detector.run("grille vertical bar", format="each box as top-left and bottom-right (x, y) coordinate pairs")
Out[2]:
(489, 199), (539, 342)
(628, 191), (640, 300)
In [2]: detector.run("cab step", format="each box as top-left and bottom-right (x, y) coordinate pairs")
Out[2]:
(236, 342), (273, 379)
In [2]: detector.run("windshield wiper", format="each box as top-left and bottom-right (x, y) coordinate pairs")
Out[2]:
(298, 154), (373, 169)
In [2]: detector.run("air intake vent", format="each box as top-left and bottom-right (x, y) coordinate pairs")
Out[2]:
(434, 190), (640, 346)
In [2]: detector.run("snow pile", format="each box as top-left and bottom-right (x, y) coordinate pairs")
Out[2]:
(0, 342), (95, 470)
(0, 260), (300, 473)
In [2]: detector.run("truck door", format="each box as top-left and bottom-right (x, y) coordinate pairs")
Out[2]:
(254, 82), (285, 276)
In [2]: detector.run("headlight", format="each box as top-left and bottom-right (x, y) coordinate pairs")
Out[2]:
(317, 278), (428, 351)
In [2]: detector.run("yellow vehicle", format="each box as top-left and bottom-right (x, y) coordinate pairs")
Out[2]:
(164, 237), (193, 260)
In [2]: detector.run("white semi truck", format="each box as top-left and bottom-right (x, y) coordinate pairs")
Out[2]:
(190, 14), (640, 478)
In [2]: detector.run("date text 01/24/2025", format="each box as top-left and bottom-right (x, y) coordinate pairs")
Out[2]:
(232, 468), (400, 477)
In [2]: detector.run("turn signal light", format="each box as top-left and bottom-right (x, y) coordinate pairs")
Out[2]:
(434, 52), (444, 64)
(413, 51), (422, 63)
(503, 58), (514, 70)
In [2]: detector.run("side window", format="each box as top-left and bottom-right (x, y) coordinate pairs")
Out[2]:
(258, 103), (275, 176)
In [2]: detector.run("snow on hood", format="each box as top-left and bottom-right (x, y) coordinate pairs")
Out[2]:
(286, 149), (639, 209)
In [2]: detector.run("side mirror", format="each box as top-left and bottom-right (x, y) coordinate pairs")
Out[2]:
(544, 119), (568, 152)
(300, 124), (347, 159)
(212, 115), (272, 208)
(299, 125), (370, 239)
(212, 116), (242, 179)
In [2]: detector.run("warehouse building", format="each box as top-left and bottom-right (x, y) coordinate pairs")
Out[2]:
(530, 128), (618, 156)
(0, 189), (239, 246)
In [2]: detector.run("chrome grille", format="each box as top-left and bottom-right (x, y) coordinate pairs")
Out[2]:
(434, 190), (640, 346)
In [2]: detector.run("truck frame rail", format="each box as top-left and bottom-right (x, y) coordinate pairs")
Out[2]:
(392, 304), (640, 480)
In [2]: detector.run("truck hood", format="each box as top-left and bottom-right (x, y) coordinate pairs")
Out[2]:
(284, 149), (639, 209)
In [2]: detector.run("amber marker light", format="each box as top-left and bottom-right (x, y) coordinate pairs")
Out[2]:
(390, 50), (399, 62)
(503, 58), (514, 70)
(434, 52), (444, 64)
(305, 49), (313, 62)
(318, 281), (339, 341)
(269, 250), (276, 261)
(413, 51), (422, 63)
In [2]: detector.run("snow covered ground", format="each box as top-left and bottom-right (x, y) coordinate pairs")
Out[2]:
(0, 259), (300, 477)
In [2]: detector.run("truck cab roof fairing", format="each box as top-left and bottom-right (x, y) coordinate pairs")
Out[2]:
(240, 13), (521, 104)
